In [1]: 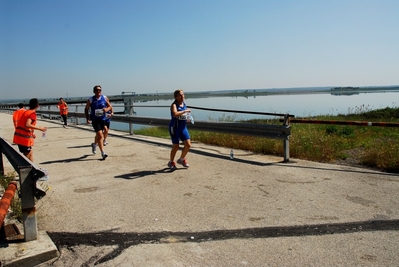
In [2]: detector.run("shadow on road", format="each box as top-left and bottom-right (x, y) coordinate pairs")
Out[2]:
(47, 219), (399, 265)
(114, 168), (180, 180)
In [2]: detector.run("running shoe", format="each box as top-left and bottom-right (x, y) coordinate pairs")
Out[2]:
(103, 139), (108, 146)
(102, 152), (108, 160)
(38, 175), (49, 181)
(177, 158), (190, 167)
(38, 169), (49, 181)
(91, 143), (97, 154)
(63, 125), (67, 128)
(167, 161), (177, 170)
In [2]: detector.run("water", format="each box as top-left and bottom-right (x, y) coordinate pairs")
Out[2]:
(130, 91), (399, 119)
(59, 90), (399, 132)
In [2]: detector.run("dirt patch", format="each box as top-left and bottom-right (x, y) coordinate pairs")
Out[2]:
(334, 147), (370, 169)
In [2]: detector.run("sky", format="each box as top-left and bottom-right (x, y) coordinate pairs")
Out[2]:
(1, 0), (398, 100)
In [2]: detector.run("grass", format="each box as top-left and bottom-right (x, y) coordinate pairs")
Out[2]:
(134, 106), (399, 173)
(288, 106), (399, 172)
(0, 172), (22, 222)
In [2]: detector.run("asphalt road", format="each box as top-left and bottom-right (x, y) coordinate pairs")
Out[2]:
(1, 112), (399, 267)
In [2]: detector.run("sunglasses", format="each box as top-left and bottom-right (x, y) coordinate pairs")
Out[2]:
(95, 89), (102, 92)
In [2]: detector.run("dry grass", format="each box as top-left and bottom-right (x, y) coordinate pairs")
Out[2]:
(134, 107), (399, 173)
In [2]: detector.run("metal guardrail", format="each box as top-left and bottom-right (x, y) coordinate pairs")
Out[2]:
(0, 95), (124, 107)
(0, 137), (47, 241)
(30, 109), (292, 162)
(280, 118), (399, 127)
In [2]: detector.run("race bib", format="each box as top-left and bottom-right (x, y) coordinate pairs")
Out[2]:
(178, 114), (188, 120)
(95, 109), (104, 117)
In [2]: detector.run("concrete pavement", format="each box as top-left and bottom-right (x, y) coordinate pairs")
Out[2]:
(0, 112), (398, 266)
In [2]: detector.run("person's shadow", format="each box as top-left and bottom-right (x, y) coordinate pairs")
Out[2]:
(40, 155), (90, 164)
(114, 168), (180, 180)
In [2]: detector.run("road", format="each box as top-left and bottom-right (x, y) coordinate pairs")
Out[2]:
(0, 112), (398, 267)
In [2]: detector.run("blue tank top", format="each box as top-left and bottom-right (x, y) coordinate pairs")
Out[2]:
(169, 101), (188, 128)
(89, 95), (107, 121)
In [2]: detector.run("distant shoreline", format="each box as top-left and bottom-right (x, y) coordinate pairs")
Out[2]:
(185, 86), (399, 98)
(136, 86), (399, 101)
(1, 86), (399, 105)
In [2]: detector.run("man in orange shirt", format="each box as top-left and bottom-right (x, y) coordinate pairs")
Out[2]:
(12, 103), (25, 129)
(13, 98), (47, 162)
(57, 98), (69, 128)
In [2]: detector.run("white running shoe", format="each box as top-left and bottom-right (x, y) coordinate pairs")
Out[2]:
(167, 161), (177, 170)
(91, 143), (97, 154)
(177, 158), (190, 167)
(38, 169), (49, 181)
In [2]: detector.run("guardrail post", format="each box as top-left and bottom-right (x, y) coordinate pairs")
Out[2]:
(283, 114), (290, 162)
(19, 167), (39, 241)
(283, 137), (289, 162)
(122, 92), (135, 135)
(75, 105), (79, 125)
(129, 106), (134, 135)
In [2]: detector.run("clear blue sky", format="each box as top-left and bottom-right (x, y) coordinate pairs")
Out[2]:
(1, 0), (398, 100)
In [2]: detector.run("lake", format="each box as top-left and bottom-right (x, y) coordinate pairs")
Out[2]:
(127, 91), (399, 119)
(108, 90), (399, 131)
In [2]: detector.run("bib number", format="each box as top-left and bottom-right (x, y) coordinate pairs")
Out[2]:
(95, 109), (104, 117)
(178, 114), (188, 120)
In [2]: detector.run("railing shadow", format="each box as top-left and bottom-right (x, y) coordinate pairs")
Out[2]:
(40, 155), (90, 164)
(46, 219), (399, 265)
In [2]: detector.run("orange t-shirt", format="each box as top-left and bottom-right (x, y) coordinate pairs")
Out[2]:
(58, 102), (68, 115)
(12, 108), (25, 128)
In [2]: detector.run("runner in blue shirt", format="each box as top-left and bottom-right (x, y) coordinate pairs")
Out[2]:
(167, 89), (192, 169)
(84, 85), (112, 160)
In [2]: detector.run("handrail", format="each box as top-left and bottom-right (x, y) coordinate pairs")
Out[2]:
(107, 105), (295, 118)
(32, 110), (291, 136)
(0, 104), (295, 118)
(188, 105), (295, 118)
(32, 110), (291, 134)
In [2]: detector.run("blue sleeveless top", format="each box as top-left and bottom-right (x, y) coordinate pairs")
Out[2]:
(169, 101), (188, 128)
(89, 95), (107, 121)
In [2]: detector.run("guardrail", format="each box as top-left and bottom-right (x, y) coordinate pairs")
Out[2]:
(280, 118), (399, 127)
(0, 137), (47, 241)
(29, 109), (293, 162)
